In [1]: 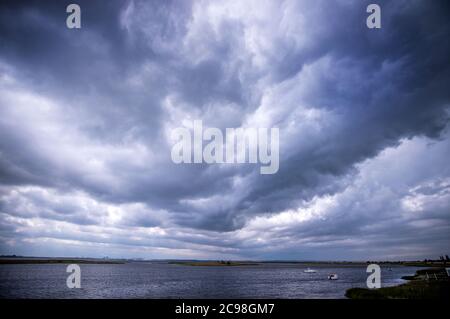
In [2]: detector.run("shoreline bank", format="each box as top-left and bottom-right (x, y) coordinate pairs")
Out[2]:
(346, 267), (450, 299)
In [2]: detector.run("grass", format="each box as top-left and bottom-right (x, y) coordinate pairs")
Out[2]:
(346, 268), (450, 299)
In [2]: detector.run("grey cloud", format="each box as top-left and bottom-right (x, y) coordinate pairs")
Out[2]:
(0, 0), (449, 259)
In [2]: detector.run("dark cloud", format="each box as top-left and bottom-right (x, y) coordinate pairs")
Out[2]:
(0, 0), (449, 259)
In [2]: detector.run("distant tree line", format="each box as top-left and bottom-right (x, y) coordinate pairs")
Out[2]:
(365, 255), (449, 265)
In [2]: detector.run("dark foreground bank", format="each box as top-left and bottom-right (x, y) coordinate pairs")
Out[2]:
(346, 268), (450, 299)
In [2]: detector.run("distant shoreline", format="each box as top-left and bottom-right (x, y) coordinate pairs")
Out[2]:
(169, 261), (441, 267)
(0, 256), (447, 267)
(169, 261), (259, 266)
(0, 258), (124, 265)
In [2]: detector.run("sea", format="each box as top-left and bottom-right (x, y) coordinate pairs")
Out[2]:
(0, 262), (419, 299)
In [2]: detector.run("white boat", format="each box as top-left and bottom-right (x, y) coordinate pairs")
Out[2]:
(303, 268), (317, 273)
(328, 273), (338, 280)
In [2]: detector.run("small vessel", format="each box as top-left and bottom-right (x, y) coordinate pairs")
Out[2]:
(328, 273), (338, 280)
(304, 268), (317, 273)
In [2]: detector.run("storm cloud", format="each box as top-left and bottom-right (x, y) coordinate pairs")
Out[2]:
(0, 0), (449, 260)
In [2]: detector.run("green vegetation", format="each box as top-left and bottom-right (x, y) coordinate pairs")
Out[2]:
(346, 268), (450, 299)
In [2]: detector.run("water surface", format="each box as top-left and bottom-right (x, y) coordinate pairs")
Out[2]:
(0, 262), (419, 298)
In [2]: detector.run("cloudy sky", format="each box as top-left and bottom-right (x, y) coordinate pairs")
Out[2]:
(0, 0), (449, 261)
